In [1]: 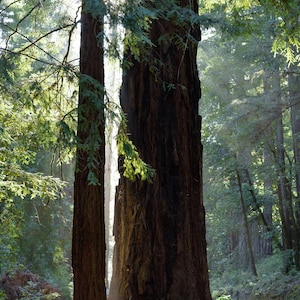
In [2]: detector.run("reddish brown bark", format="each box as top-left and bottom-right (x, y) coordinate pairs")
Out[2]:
(109, 1), (211, 299)
(72, 3), (106, 299)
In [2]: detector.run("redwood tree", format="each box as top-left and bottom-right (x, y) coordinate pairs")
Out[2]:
(109, 1), (212, 299)
(72, 1), (106, 299)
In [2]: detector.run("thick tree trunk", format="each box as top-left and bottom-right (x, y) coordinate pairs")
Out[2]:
(109, 2), (211, 299)
(72, 3), (106, 299)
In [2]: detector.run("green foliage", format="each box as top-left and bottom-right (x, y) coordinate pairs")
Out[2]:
(117, 116), (155, 183)
(19, 283), (61, 300)
(17, 195), (72, 297)
(210, 252), (300, 299)
(83, 0), (106, 19)
(121, 0), (156, 60)
(76, 74), (105, 185)
(272, 33), (300, 66)
(0, 95), (67, 273)
(0, 1), (76, 297)
(76, 73), (156, 186)
(112, 0), (202, 65)
(199, 0), (300, 64)
(117, 133), (156, 183)
(0, 290), (5, 300)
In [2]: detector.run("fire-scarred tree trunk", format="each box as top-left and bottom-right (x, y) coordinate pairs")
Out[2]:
(72, 2), (106, 299)
(109, 1), (211, 299)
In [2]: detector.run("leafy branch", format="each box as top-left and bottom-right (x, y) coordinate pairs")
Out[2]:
(117, 114), (155, 183)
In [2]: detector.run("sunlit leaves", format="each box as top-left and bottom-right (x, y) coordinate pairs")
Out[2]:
(201, 0), (259, 11)
(117, 133), (155, 182)
(272, 33), (300, 66)
(199, 0), (300, 64)
(117, 116), (155, 183)
(76, 73), (156, 185)
(0, 162), (64, 201)
(0, 0), (76, 278)
(120, 0), (156, 61)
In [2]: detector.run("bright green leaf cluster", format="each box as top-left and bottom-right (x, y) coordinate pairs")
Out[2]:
(117, 133), (155, 183)
(117, 116), (155, 183)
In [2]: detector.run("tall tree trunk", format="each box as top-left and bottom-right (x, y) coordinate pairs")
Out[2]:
(109, 1), (211, 299)
(244, 168), (278, 254)
(288, 64), (300, 270)
(236, 168), (257, 276)
(262, 75), (276, 257)
(262, 145), (274, 256)
(105, 142), (112, 287)
(270, 65), (295, 272)
(72, 2), (106, 299)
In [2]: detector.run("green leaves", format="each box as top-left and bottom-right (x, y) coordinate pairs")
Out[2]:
(83, 0), (106, 19)
(76, 73), (155, 184)
(117, 116), (155, 183)
(199, 0), (300, 64)
(0, 162), (64, 201)
(117, 133), (155, 182)
(272, 32), (300, 66)
(79, 74), (105, 109)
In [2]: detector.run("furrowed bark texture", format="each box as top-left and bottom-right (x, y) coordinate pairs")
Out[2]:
(72, 6), (106, 300)
(109, 1), (211, 299)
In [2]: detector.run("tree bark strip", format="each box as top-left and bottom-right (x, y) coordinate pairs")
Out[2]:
(236, 169), (258, 277)
(288, 64), (300, 270)
(72, 3), (106, 299)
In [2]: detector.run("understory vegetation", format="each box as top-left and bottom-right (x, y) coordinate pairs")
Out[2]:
(210, 253), (300, 299)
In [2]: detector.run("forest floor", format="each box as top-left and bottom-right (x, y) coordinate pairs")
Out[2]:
(230, 273), (300, 300)
(0, 270), (62, 300)
(1, 264), (300, 300)
(210, 256), (300, 300)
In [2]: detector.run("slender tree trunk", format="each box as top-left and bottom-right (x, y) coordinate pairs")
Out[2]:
(270, 65), (296, 272)
(72, 2), (106, 299)
(105, 142), (112, 287)
(288, 64), (300, 270)
(244, 168), (279, 253)
(262, 145), (274, 256)
(236, 169), (257, 276)
(109, 1), (211, 299)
